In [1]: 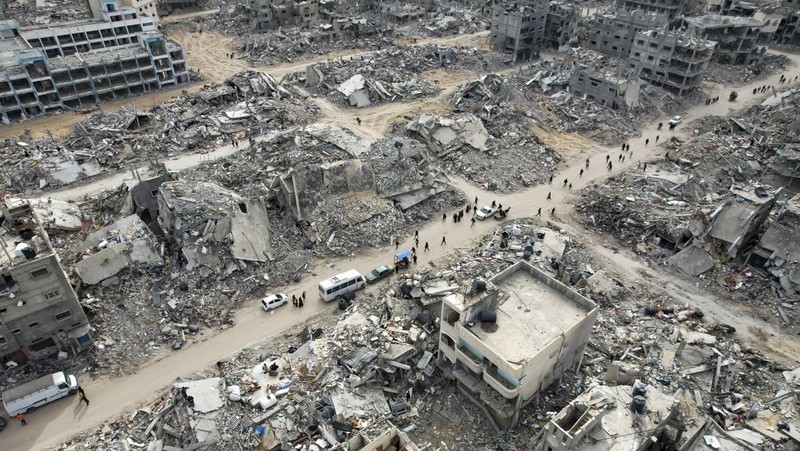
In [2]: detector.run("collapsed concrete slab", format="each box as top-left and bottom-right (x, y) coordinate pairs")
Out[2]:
(75, 214), (162, 284)
(406, 113), (490, 157)
(20, 197), (83, 231)
(669, 245), (715, 276)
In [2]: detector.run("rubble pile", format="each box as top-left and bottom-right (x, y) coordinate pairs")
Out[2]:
(705, 54), (791, 85)
(407, 7), (487, 38)
(0, 0), (92, 26)
(0, 71), (317, 195)
(232, 23), (391, 67)
(405, 109), (561, 192)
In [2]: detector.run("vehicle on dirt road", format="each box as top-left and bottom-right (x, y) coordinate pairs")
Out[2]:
(319, 270), (366, 302)
(261, 293), (288, 311)
(2, 371), (78, 416)
(669, 116), (683, 126)
(475, 205), (499, 220)
(366, 265), (393, 284)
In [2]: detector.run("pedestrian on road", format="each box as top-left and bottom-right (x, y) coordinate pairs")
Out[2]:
(474, 196), (478, 205)
(607, 162), (613, 172)
(656, 135), (660, 143)
(441, 236), (446, 245)
(491, 200), (496, 208)
(549, 175), (553, 184)
(458, 211), (464, 220)
(453, 213), (458, 223)
(579, 169), (584, 178)
(466, 204), (471, 213)
(563, 178), (568, 188)
(621, 143), (626, 151)
(395, 240), (399, 249)
(626, 144), (630, 152)
(606, 155), (610, 162)
(412, 255), (417, 265)
(536, 208), (541, 216)
(547, 192), (551, 200)
(298, 297), (304, 308)
(753, 88), (757, 95)
(471, 218), (476, 227)
(550, 208), (556, 217)
(16, 413), (26, 425)
(643, 163), (648, 172)
(414, 230), (418, 238)
(618, 154), (622, 162)
(415, 237), (419, 247)
(442, 213), (447, 222)
(568, 183), (572, 190)
(292, 295), (297, 307)
(356, 117), (362, 126)
(658, 122), (663, 130)
(424, 242), (429, 252)
(585, 158), (590, 169)
(621, 155), (625, 162)
(302, 291), (306, 301)
(645, 138), (649, 146)
(78, 387), (90, 406)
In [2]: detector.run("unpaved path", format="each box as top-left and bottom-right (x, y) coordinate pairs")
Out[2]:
(3, 43), (800, 451)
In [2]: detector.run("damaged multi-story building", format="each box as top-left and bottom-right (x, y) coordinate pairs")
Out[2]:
(240, 0), (329, 31)
(543, 2), (580, 51)
(362, 0), (433, 23)
(438, 260), (598, 429)
(682, 14), (771, 64)
(618, 0), (697, 19)
(628, 30), (715, 96)
(588, 9), (668, 58)
(0, 200), (94, 362)
(569, 62), (641, 109)
(490, 0), (548, 62)
(0, 0), (189, 123)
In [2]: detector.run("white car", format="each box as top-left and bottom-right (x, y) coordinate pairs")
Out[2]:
(474, 205), (499, 220)
(261, 293), (288, 311)
(669, 116), (683, 125)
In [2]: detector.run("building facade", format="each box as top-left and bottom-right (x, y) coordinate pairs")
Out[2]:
(544, 3), (580, 51)
(569, 66), (632, 109)
(588, 9), (667, 58)
(1, 0), (189, 123)
(438, 260), (598, 429)
(684, 15), (770, 64)
(0, 200), (93, 363)
(490, 0), (548, 62)
(628, 30), (715, 96)
(618, 0), (696, 19)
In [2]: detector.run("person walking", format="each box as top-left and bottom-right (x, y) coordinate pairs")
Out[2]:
(441, 236), (447, 245)
(356, 117), (362, 126)
(415, 237), (419, 247)
(412, 255), (417, 265)
(658, 122), (663, 130)
(568, 183), (572, 190)
(645, 138), (649, 146)
(585, 158), (590, 169)
(474, 196), (478, 205)
(550, 208), (556, 216)
(626, 144), (630, 152)
(411, 246), (416, 255)
(78, 386), (90, 406)
(643, 163), (648, 171)
(547, 192), (551, 200)
(298, 297), (304, 308)
(536, 207), (541, 216)
(549, 175), (553, 184)
(608, 162), (613, 172)
(292, 295), (297, 307)
(302, 291), (306, 301)
(17, 413), (26, 425)
(563, 178), (568, 188)
(424, 242), (429, 252)
(471, 217), (476, 227)
(579, 168), (584, 178)
(395, 240), (399, 250)
(442, 213), (447, 222)
(606, 155), (610, 162)
(414, 230), (418, 238)
(655, 135), (660, 143)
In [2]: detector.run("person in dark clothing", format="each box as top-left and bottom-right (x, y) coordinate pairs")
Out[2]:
(78, 387), (90, 406)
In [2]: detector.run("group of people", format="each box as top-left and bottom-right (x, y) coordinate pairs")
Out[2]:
(16, 387), (89, 426)
(704, 97), (719, 105)
(291, 292), (306, 308)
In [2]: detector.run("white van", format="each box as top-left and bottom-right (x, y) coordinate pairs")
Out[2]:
(318, 269), (366, 302)
(2, 371), (78, 416)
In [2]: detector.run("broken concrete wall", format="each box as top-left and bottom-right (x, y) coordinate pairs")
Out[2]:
(230, 199), (271, 262)
(280, 159), (375, 220)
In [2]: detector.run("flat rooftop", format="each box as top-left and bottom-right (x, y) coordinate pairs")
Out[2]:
(686, 14), (765, 28)
(466, 263), (594, 364)
(0, 199), (54, 269)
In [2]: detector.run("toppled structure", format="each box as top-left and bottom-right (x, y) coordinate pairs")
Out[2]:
(1, 0), (189, 123)
(706, 187), (776, 257)
(406, 113), (489, 157)
(439, 260), (598, 429)
(157, 180), (272, 265)
(0, 199), (94, 361)
(683, 14), (771, 65)
(749, 193), (800, 293)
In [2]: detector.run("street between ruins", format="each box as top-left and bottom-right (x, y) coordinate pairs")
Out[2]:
(3, 41), (800, 450)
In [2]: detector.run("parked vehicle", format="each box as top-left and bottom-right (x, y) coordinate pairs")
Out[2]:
(261, 293), (288, 311)
(394, 250), (412, 270)
(318, 270), (366, 302)
(475, 205), (499, 220)
(2, 371), (78, 416)
(668, 116), (683, 125)
(366, 265), (393, 284)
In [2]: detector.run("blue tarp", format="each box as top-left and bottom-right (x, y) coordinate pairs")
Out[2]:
(394, 250), (412, 261)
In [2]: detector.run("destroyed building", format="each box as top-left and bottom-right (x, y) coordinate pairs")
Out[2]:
(362, 0), (431, 23)
(618, 0), (696, 19)
(588, 9), (668, 59)
(157, 181), (272, 265)
(683, 14), (771, 64)
(490, 0), (548, 62)
(537, 384), (686, 450)
(569, 59), (640, 109)
(707, 187), (777, 257)
(438, 260), (598, 429)
(241, 0), (324, 31)
(0, 199), (94, 362)
(0, 0), (189, 123)
(750, 193), (800, 295)
(775, 9), (800, 45)
(544, 2), (580, 52)
(628, 30), (715, 96)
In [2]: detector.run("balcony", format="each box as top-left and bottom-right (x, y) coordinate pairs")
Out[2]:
(455, 345), (483, 373)
(484, 366), (519, 399)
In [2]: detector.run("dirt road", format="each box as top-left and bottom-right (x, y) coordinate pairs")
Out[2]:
(4, 37), (800, 450)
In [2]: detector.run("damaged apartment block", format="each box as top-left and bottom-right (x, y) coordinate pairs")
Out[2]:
(490, 0), (548, 62)
(0, 199), (94, 362)
(438, 260), (597, 429)
(628, 30), (715, 96)
(0, 0), (189, 123)
(588, 9), (668, 59)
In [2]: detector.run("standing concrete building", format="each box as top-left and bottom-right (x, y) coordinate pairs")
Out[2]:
(544, 3), (581, 51)
(628, 30), (715, 95)
(588, 9), (668, 58)
(438, 260), (598, 429)
(242, 0), (323, 31)
(684, 14), (770, 64)
(490, 0), (548, 62)
(0, 0), (189, 123)
(569, 64), (639, 109)
(0, 200), (94, 363)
